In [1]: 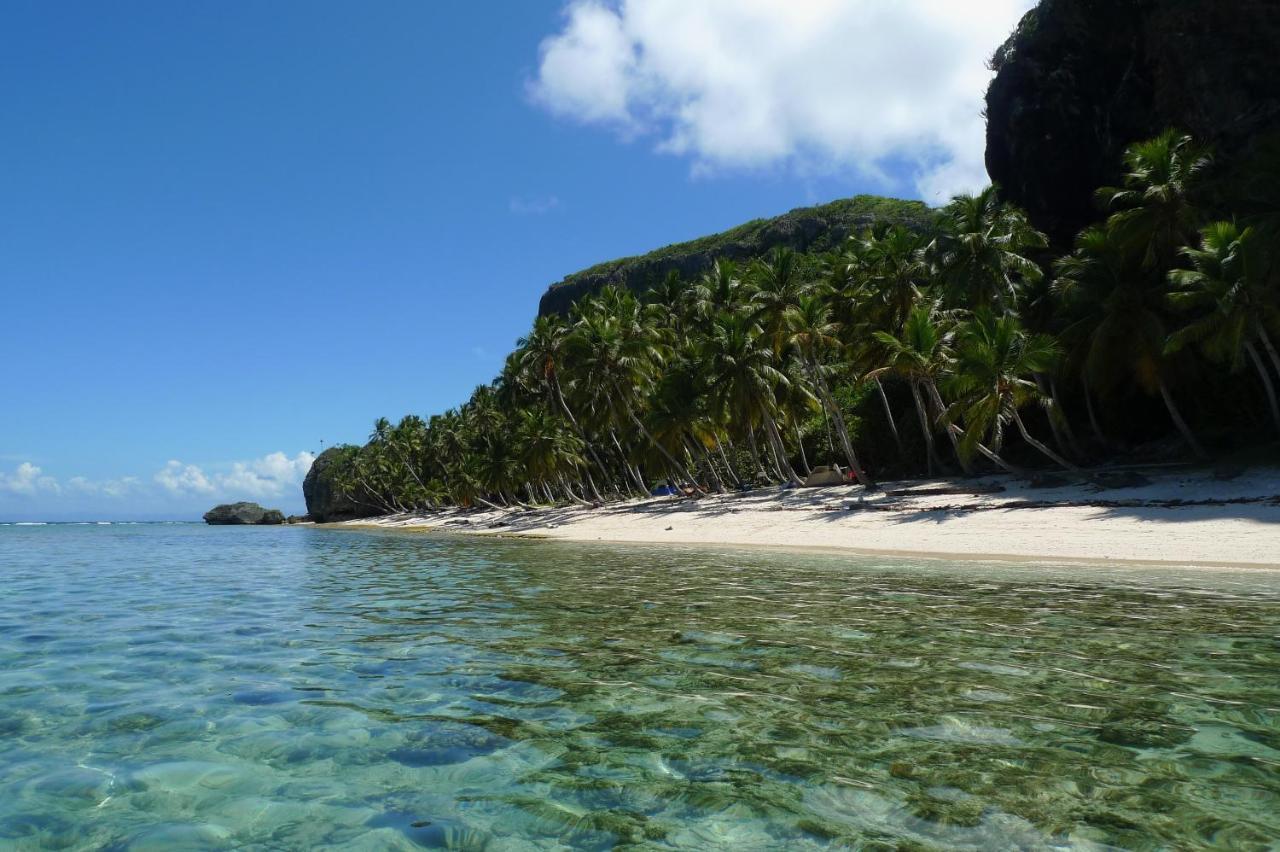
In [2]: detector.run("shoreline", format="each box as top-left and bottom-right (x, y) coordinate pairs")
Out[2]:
(324, 466), (1280, 571)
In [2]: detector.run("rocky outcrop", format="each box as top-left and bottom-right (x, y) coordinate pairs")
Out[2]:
(203, 503), (285, 525)
(985, 0), (1280, 244)
(537, 195), (935, 316)
(302, 446), (383, 523)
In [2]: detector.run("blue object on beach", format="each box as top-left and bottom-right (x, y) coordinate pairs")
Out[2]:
(650, 485), (679, 497)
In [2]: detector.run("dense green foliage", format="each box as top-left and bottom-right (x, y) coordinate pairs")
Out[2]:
(538, 195), (937, 315)
(329, 133), (1279, 514)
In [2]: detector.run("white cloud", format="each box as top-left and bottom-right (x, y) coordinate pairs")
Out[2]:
(67, 475), (140, 498)
(0, 462), (60, 495)
(155, 461), (216, 496)
(530, 0), (1034, 202)
(510, 195), (562, 215)
(154, 452), (315, 500)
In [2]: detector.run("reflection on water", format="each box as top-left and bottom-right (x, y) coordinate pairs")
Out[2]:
(1, 524), (1278, 849)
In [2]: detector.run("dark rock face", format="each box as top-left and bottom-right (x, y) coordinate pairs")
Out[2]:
(302, 447), (382, 523)
(985, 0), (1280, 244)
(203, 503), (285, 525)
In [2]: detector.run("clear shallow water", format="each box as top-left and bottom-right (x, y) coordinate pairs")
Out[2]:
(1, 526), (1278, 851)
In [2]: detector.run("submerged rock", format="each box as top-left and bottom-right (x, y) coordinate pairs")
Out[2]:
(202, 503), (285, 526)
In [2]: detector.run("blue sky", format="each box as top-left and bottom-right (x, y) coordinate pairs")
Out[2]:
(0, 0), (1031, 520)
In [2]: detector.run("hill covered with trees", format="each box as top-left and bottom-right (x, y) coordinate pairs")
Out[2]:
(303, 0), (1280, 522)
(537, 196), (935, 317)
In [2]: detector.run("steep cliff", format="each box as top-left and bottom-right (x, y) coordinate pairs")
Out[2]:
(537, 196), (936, 316)
(985, 0), (1280, 244)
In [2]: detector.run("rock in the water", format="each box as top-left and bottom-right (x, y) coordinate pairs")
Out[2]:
(203, 503), (285, 526)
(985, 0), (1280, 244)
(302, 447), (382, 523)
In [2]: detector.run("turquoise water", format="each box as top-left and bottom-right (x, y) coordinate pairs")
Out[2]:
(1, 525), (1278, 850)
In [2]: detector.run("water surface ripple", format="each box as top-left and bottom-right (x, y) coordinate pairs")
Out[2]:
(1, 525), (1278, 849)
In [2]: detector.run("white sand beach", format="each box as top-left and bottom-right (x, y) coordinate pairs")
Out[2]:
(334, 466), (1280, 569)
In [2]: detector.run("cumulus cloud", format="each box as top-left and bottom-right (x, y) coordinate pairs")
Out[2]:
(0, 462), (60, 495)
(154, 452), (315, 499)
(529, 0), (1034, 201)
(155, 461), (216, 496)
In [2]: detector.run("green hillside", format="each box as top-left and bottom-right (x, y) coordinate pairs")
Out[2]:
(537, 195), (936, 315)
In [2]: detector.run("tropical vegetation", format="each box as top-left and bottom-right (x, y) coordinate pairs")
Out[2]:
(328, 131), (1280, 514)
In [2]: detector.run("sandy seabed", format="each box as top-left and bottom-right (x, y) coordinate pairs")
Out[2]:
(331, 466), (1280, 569)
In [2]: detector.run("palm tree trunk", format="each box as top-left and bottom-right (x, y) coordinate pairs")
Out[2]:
(582, 468), (605, 503)
(746, 427), (773, 482)
(622, 399), (705, 495)
(925, 380), (973, 476)
(1050, 376), (1084, 456)
(713, 433), (742, 487)
(474, 493), (504, 511)
(1245, 341), (1280, 435)
(610, 429), (647, 493)
(552, 378), (610, 497)
(793, 423), (812, 477)
(1033, 374), (1078, 459)
(944, 423), (1022, 475)
(874, 378), (905, 457)
(1082, 376), (1109, 446)
(810, 368), (876, 489)
(688, 435), (726, 492)
(909, 381), (938, 476)
(557, 474), (594, 507)
(1156, 377), (1208, 459)
(1011, 409), (1083, 472)
(762, 411), (802, 484)
(1255, 322), (1280, 380)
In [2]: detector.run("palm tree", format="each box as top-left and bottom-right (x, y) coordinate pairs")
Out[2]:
(1168, 222), (1280, 433)
(515, 314), (608, 499)
(946, 311), (1081, 472)
(566, 288), (703, 493)
(785, 293), (876, 488)
(930, 187), (1047, 312)
(701, 312), (803, 485)
(748, 247), (810, 354)
(515, 407), (590, 504)
(689, 259), (745, 321)
(871, 306), (965, 475)
(848, 225), (929, 331)
(1096, 131), (1212, 271)
(1054, 226), (1208, 458)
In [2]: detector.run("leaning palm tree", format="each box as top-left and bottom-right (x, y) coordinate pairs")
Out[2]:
(946, 311), (1081, 472)
(870, 306), (966, 475)
(701, 312), (803, 485)
(1168, 222), (1280, 433)
(566, 288), (703, 492)
(785, 294), (876, 488)
(515, 314), (607, 499)
(515, 407), (590, 505)
(1054, 225), (1208, 458)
